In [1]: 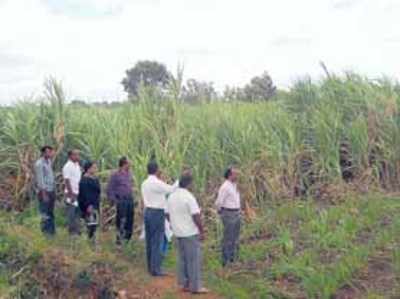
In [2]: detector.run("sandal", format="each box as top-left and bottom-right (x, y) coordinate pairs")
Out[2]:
(192, 287), (209, 294)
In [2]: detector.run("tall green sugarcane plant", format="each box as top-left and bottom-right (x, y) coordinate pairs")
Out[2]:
(0, 73), (400, 211)
(0, 78), (66, 209)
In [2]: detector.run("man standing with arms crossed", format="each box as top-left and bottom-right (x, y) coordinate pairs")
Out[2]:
(63, 149), (82, 235)
(34, 145), (56, 236)
(141, 161), (176, 276)
(215, 167), (241, 267)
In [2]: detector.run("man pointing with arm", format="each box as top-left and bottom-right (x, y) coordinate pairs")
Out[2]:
(141, 161), (177, 276)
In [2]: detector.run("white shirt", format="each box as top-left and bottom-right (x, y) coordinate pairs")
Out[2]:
(62, 160), (82, 195)
(167, 188), (201, 238)
(141, 175), (176, 210)
(215, 180), (241, 210)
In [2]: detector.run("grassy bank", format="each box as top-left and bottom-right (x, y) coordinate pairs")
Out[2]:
(0, 194), (399, 298)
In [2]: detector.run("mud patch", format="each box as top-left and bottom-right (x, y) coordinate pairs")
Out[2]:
(119, 275), (221, 299)
(334, 251), (397, 299)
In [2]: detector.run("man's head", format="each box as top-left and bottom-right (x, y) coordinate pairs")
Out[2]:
(68, 149), (80, 163)
(224, 166), (239, 182)
(181, 166), (192, 177)
(41, 145), (54, 160)
(179, 172), (193, 189)
(147, 161), (159, 176)
(119, 156), (130, 171)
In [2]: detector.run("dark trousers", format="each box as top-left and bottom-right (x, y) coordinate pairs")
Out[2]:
(66, 203), (81, 235)
(144, 208), (165, 275)
(116, 195), (134, 243)
(221, 209), (241, 266)
(88, 224), (97, 239)
(85, 209), (99, 240)
(177, 235), (202, 292)
(38, 192), (56, 235)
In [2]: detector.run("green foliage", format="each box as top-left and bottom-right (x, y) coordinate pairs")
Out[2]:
(181, 78), (217, 103)
(2, 73), (400, 209)
(0, 73), (400, 298)
(243, 71), (277, 102)
(121, 60), (171, 98)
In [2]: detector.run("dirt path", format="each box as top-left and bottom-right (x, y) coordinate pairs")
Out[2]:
(118, 274), (221, 299)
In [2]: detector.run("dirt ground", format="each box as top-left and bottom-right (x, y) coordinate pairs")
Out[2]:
(117, 274), (221, 299)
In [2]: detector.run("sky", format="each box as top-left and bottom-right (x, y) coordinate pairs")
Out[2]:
(0, 0), (399, 103)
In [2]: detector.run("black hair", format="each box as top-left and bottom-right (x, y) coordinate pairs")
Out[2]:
(68, 149), (80, 157)
(147, 161), (159, 175)
(224, 167), (233, 179)
(40, 145), (53, 154)
(83, 160), (95, 174)
(119, 156), (129, 168)
(179, 173), (193, 188)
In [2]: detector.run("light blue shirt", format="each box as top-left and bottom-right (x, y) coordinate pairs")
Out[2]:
(34, 157), (55, 192)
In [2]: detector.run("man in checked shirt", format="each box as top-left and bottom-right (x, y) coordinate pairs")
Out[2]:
(215, 167), (241, 267)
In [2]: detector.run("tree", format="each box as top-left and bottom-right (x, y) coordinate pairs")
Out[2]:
(70, 99), (88, 107)
(222, 86), (246, 102)
(121, 60), (171, 98)
(182, 79), (217, 103)
(243, 71), (277, 102)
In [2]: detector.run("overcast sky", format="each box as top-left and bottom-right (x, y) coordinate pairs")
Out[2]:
(0, 0), (399, 103)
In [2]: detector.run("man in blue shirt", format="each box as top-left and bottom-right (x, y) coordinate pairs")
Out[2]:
(34, 145), (56, 235)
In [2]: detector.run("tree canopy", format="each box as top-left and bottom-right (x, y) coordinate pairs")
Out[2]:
(121, 60), (171, 98)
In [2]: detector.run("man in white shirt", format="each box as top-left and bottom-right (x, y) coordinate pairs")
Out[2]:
(215, 167), (241, 267)
(167, 172), (208, 294)
(62, 149), (82, 235)
(141, 161), (176, 276)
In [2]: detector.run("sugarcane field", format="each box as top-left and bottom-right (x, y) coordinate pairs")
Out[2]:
(0, 1), (399, 299)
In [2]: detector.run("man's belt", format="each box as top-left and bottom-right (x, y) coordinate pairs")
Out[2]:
(221, 207), (240, 212)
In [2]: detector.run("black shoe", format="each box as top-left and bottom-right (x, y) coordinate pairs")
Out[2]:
(152, 271), (170, 277)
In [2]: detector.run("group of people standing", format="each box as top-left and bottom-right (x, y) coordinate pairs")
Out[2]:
(34, 145), (241, 295)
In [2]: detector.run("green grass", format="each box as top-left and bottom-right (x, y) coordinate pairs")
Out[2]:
(0, 195), (399, 298)
(205, 195), (400, 299)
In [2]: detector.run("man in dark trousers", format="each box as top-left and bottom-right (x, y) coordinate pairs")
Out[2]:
(107, 157), (135, 245)
(34, 145), (56, 236)
(141, 161), (176, 276)
(215, 167), (241, 266)
(62, 149), (82, 235)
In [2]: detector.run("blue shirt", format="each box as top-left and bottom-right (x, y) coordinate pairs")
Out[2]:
(34, 157), (55, 192)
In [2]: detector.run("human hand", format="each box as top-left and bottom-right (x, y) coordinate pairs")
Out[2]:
(39, 190), (49, 202)
(199, 233), (206, 242)
(71, 193), (78, 202)
(87, 205), (94, 214)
